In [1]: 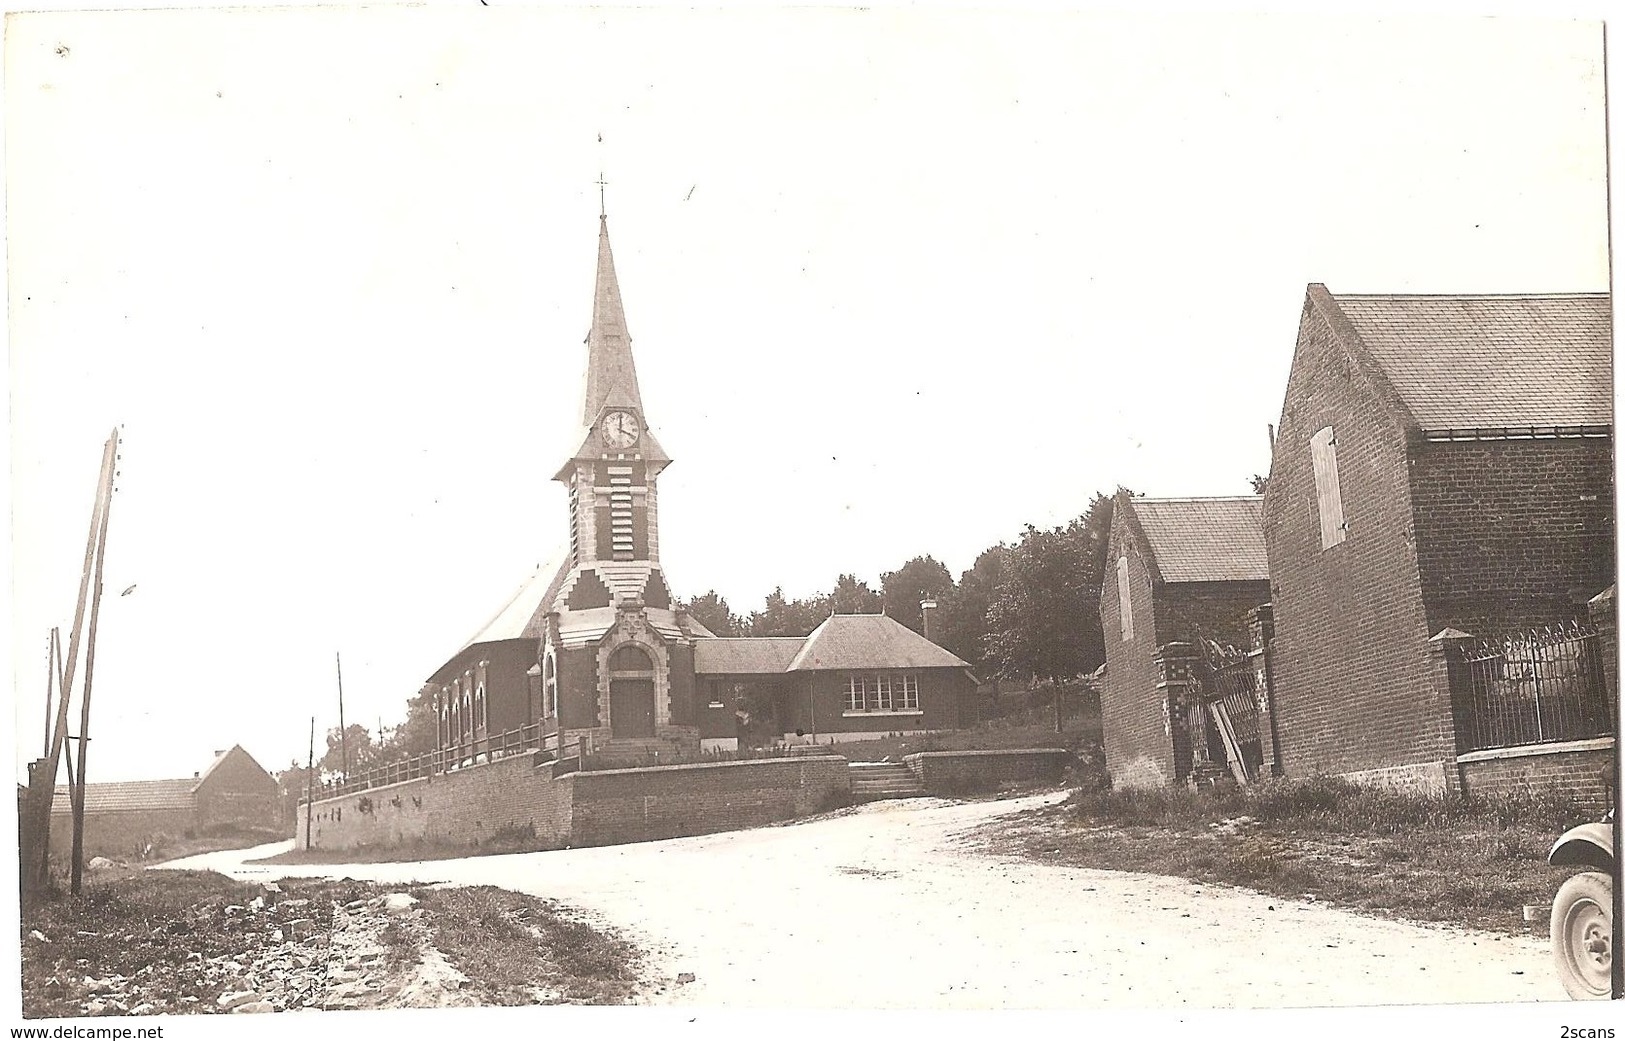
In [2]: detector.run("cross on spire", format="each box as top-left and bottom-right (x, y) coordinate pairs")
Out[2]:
(596, 172), (608, 219)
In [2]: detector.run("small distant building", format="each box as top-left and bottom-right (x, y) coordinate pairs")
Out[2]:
(1262, 285), (1614, 795)
(50, 744), (281, 856)
(1098, 492), (1271, 787)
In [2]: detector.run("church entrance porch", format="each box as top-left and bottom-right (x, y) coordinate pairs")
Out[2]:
(610, 678), (656, 738)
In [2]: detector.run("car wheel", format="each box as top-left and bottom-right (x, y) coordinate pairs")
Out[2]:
(1551, 870), (1613, 1000)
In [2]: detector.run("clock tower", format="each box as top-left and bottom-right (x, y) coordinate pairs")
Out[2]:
(537, 213), (703, 754)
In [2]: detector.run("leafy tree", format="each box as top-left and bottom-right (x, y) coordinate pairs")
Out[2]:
(748, 587), (833, 637)
(320, 723), (375, 777)
(684, 590), (744, 636)
(987, 492), (1116, 729)
(371, 684), (438, 765)
(879, 556), (956, 635)
(832, 573), (883, 614)
(939, 544), (1008, 672)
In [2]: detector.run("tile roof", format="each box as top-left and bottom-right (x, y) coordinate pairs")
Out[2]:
(1130, 496), (1269, 583)
(787, 614), (971, 672)
(51, 778), (196, 815)
(1331, 293), (1612, 432)
(456, 551), (572, 651)
(693, 637), (808, 675)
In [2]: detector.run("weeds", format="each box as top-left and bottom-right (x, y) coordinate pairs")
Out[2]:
(982, 776), (1598, 936)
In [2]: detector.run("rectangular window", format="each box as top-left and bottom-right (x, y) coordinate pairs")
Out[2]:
(1117, 555), (1134, 642)
(899, 674), (920, 710)
(873, 674), (893, 712)
(846, 675), (865, 712)
(1310, 426), (1348, 549)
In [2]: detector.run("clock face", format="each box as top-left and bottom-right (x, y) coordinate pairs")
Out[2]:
(600, 410), (641, 449)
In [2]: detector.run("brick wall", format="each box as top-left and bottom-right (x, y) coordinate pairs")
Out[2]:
(1410, 438), (1615, 635)
(298, 753), (850, 852)
(1099, 504), (1173, 787)
(47, 808), (196, 858)
(570, 757), (850, 847)
(1456, 738), (1614, 815)
(1263, 293), (1456, 779)
(1155, 581), (1272, 647)
(297, 754), (573, 852)
(902, 749), (1068, 795)
(791, 668), (967, 738)
(195, 750), (282, 831)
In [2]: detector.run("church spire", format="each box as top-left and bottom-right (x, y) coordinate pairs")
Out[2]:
(580, 215), (646, 427)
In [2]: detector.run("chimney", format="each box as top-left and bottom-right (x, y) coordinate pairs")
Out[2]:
(920, 599), (939, 643)
(214, 749), (226, 758)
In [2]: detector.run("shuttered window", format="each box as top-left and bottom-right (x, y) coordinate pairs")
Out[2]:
(1117, 555), (1134, 642)
(1310, 426), (1347, 549)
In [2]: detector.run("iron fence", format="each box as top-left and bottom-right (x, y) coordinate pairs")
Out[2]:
(1459, 621), (1615, 752)
(313, 722), (548, 799)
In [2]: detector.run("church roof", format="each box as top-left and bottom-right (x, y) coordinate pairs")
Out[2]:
(786, 614), (972, 672)
(454, 551), (572, 652)
(555, 216), (669, 479)
(1127, 496), (1269, 584)
(581, 215), (641, 427)
(694, 637), (807, 674)
(1319, 289), (1612, 434)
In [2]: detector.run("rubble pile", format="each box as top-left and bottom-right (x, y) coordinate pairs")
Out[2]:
(25, 881), (463, 1017)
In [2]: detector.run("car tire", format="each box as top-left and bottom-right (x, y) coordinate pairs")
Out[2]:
(1551, 870), (1613, 1000)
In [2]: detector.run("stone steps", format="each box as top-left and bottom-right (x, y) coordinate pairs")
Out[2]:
(847, 762), (927, 801)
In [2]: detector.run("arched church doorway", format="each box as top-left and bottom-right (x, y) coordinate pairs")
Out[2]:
(608, 644), (657, 738)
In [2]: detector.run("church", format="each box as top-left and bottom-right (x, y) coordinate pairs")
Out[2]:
(425, 211), (977, 762)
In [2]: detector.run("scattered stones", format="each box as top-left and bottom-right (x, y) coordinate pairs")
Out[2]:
(382, 893), (419, 914)
(216, 989), (260, 1010)
(232, 1000), (276, 1014)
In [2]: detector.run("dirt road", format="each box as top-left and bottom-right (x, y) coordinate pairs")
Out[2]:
(164, 793), (1566, 1009)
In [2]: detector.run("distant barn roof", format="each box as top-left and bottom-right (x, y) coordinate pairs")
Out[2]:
(786, 614), (971, 672)
(51, 778), (195, 815)
(1329, 292), (1612, 432)
(693, 637), (807, 674)
(1130, 496), (1269, 583)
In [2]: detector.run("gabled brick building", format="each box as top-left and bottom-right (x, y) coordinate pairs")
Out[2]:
(1099, 492), (1271, 787)
(1262, 285), (1614, 792)
(49, 745), (281, 856)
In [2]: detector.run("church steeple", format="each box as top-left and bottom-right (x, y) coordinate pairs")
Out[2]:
(580, 216), (645, 427)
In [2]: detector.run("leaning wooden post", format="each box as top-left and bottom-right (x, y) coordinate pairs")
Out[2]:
(34, 431), (117, 894)
(336, 652), (349, 782)
(71, 442), (116, 896)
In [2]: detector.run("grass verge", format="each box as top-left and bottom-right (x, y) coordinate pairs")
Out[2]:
(408, 885), (642, 1004)
(977, 776), (1597, 936)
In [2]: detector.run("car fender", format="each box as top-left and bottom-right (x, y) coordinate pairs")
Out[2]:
(1549, 822), (1615, 872)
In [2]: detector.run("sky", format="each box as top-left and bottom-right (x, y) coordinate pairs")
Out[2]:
(4, 7), (1609, 792)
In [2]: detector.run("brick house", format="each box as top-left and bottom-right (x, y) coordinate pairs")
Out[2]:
(1262, 285), (1614, 795)
(1099, 492), (1271, 787)
(50, 745), (282, 856)
(693, 614), (976, 751)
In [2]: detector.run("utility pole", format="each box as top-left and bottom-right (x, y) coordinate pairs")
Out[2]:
(336, 652), (348, 782)
(305, 716), (315, 851)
